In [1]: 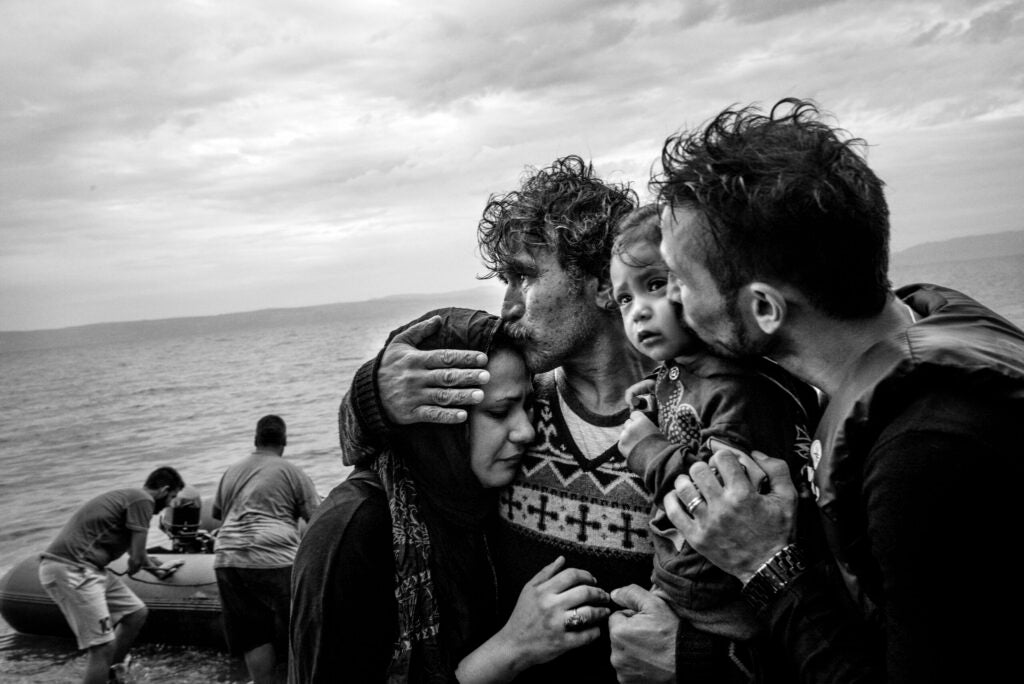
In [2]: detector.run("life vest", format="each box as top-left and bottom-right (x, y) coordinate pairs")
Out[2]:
(807, 283), (1024, 616)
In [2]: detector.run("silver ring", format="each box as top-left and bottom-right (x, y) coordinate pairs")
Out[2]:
(684, 494), (705, 514)
(564, 607), (587, 630)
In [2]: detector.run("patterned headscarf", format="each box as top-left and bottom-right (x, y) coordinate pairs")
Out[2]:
(372, 308), (504, 683)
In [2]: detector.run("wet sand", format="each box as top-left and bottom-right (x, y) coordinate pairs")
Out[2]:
(0, 622), (251, 684)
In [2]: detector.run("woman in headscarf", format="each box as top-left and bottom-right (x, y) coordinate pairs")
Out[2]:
(290, 308), (609, 683)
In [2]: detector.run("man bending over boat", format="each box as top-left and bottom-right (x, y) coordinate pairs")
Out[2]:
(38, 466), (185, 684)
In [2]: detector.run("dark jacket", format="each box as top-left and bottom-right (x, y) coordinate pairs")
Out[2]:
(767, 284), (1024, 683)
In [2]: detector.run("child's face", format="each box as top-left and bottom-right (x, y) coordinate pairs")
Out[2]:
(468, 348), (535, 489)
(610, 241), (700, 362)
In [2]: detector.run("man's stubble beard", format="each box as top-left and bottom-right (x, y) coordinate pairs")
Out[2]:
(703, 294), (775, 360)
(507, 309), (599, 375)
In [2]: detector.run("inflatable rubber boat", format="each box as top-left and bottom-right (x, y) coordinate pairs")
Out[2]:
(0, 551), (225, 650)
(0, 496), (227, 650)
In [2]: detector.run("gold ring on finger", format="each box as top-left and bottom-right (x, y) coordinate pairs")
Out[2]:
(564, 607), (587, 630)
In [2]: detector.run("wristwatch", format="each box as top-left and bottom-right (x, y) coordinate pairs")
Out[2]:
(741, 543), (809, 612)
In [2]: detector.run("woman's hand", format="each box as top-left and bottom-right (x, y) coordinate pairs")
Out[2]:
(456, 556), (611, 683)
(502, 555), (611, 663)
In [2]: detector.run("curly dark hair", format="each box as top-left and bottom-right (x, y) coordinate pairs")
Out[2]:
(652, 98), (891, 319)
(477, 155), (637, 288)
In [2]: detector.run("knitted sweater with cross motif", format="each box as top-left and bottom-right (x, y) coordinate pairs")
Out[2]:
(493, 370), (653, 682)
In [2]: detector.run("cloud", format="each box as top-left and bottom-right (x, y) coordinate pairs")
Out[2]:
(1, 0), (1023, 330)
(965, 1), (1024, 43)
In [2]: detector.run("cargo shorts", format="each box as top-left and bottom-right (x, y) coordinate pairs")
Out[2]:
(38, 556), (146, 650)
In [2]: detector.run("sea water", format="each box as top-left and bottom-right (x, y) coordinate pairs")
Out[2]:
(1, 255), (1021, 682)
(0, 290), (505, 682)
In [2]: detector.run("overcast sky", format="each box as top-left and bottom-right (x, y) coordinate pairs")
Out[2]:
(2, 0), (1022, 331)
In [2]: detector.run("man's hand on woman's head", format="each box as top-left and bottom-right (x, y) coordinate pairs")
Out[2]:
(664, 441), (797, 583)
(378, 315), (491, 425)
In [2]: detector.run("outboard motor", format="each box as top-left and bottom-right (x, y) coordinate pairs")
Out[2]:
(164, 505), (212, 553)
(159, 486), (215, 553)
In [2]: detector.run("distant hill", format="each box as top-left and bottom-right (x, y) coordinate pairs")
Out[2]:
(6, 231), (1021, 353)
(892, 229), (1024, 266)
(0, 286), (505, 353)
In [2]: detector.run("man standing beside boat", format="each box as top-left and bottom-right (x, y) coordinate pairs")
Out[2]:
(213, 414), (320, 684)
(37, 466), (185, 684)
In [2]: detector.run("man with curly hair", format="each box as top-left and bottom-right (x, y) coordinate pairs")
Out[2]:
(333, 155), (657, 681)
(614, 98), (1024, 683)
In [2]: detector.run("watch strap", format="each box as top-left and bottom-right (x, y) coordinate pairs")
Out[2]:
(741, 543), (809, 612)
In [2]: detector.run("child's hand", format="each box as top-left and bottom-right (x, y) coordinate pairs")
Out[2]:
(618, 412), (659, 459)
(624, 379), (656, 408)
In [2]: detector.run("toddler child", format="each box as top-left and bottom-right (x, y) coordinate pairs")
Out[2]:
(610, 204), (820, 677)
